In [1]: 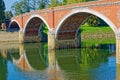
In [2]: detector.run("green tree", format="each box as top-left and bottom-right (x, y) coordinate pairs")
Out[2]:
(38, 0), (49, 9)
(49, 0), (59, 7)
(5, 11), (13, 19)
(0, 0), (6, 24)
(86, 15), (99, 26)
(11, 0), (31, 15)
(62, 0), (67, 5)
(66, 0), (77, 4)
(11, 0), (49, 15)
(66, 0), (95, 4)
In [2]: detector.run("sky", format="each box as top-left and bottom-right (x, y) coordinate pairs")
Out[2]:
(4, 0), (18, 11)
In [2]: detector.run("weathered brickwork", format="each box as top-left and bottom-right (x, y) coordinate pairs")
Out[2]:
(9, 0), (120, 51)
(24, 17), (43, 42)
(57, 13), (91, 40)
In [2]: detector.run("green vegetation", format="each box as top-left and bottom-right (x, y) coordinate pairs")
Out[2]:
(0, 53), (7, 80)
(41, 23), (48, 34)
(40, 23), (48, 42)
(25, 43), (47, 70)
(11, 0), (49, 15)
(0, 0), (6, 24)
(56, 47), (110, 73)
(80, 26), (116, 44)
(5, 11), (13, 19)
(11, 0), (95, 15)
(80, 26), (114, 34)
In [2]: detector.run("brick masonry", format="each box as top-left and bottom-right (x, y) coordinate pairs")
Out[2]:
(10, 0), (120, 40)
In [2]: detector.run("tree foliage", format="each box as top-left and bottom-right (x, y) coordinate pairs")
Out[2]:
(49, 0), (60, 7)
(11, 0), (49, 15)
(0, 0), (6, 24)
(5, 11), (13, 19)
(38, 0), (49, 9)
(11, 0), (30, 15)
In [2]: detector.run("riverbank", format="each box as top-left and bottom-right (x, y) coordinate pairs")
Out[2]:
(80, 26), (115, 44)
(0, 31), (19, 43)
(0, 26), (115, 44)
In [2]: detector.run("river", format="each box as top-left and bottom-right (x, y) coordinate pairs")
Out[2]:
(0, 42), (119, 80)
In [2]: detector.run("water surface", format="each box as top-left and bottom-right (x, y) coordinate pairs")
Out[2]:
(0, 43), (118, 80)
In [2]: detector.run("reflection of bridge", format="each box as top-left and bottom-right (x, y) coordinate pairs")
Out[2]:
(10, 44), (66, 80)
(9, 0), (120, 64)
(0, 43), (120, 80)
(11, 44), (46, 71)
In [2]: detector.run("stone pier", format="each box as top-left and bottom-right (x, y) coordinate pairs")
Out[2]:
(116, 64), (120, 80)
(48, 29), (81, 49)
(48, 29), (56, 50)
(19, 30), (24, 43)
(55, 37), (81, 49)
(116, 34), (120, 64)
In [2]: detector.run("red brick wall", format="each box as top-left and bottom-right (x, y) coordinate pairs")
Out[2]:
(10, 0), (120, 42)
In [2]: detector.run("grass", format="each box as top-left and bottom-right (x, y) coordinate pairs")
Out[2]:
(80, 26), (116, 44)
(82, 38), (116, 45)
(80, 26), (114, 34)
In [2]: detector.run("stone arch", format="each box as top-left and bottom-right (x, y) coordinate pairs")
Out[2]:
(23, 15), (50, 42)
(8, 19), (21, 31)
(55, 8), (118, 39)
(23, 14), (50, 33)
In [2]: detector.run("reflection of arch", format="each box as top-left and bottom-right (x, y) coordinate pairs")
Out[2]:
(10, 44), (46, 71)
(24, 43), (47, 70)
(12, 52), (34, 71)
(55, 8), (118, 39)
(25, 49), (46, 70)
(8, 19), (21, 30)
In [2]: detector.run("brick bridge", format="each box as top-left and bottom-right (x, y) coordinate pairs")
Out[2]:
(9, 0), (120, 64)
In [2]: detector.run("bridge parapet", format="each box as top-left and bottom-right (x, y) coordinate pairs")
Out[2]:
(53, 0), (120, 11)
(11, 0), (120, 20)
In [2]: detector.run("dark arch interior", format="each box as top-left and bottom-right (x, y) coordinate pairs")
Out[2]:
(8, 21), (20, 32)
(57, 12), (109, 40)
(24, 17), (48, 42)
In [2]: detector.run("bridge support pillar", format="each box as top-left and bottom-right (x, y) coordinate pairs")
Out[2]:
(116, 34), (120, 64)
(19, 44), (24, 56)
(19, 30), (24, 43)
(48, 50), (56, 69)
(48, 29), (56, 50)
(55, 38), (81, 49)
(116, 64), (120, 80)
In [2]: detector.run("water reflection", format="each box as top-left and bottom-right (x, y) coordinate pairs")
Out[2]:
(0, 43), (118, 80)
(0, 52), (7, 80)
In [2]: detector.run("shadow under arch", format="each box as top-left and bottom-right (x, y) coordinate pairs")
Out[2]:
(23, 15), (50, 43)
(55, 8), (118, 39)
(8, 20), (21, 32)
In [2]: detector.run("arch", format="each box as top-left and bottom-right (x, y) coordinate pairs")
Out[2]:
(23, 14), (50, 42)
(55, 8), (118, 38)
(23, 14), (50, 34)
(9, 19), (21, 30)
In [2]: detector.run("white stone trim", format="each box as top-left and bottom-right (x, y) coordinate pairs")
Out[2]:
(8, 19), (22, 30)
(23, 14), (50, 34)
(55, 8), (118, 38)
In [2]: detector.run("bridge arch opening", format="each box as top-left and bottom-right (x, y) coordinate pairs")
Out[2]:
(55, 9), (117, 49)
(8, 20), (20, 32)
(24, 16), (49, 43)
